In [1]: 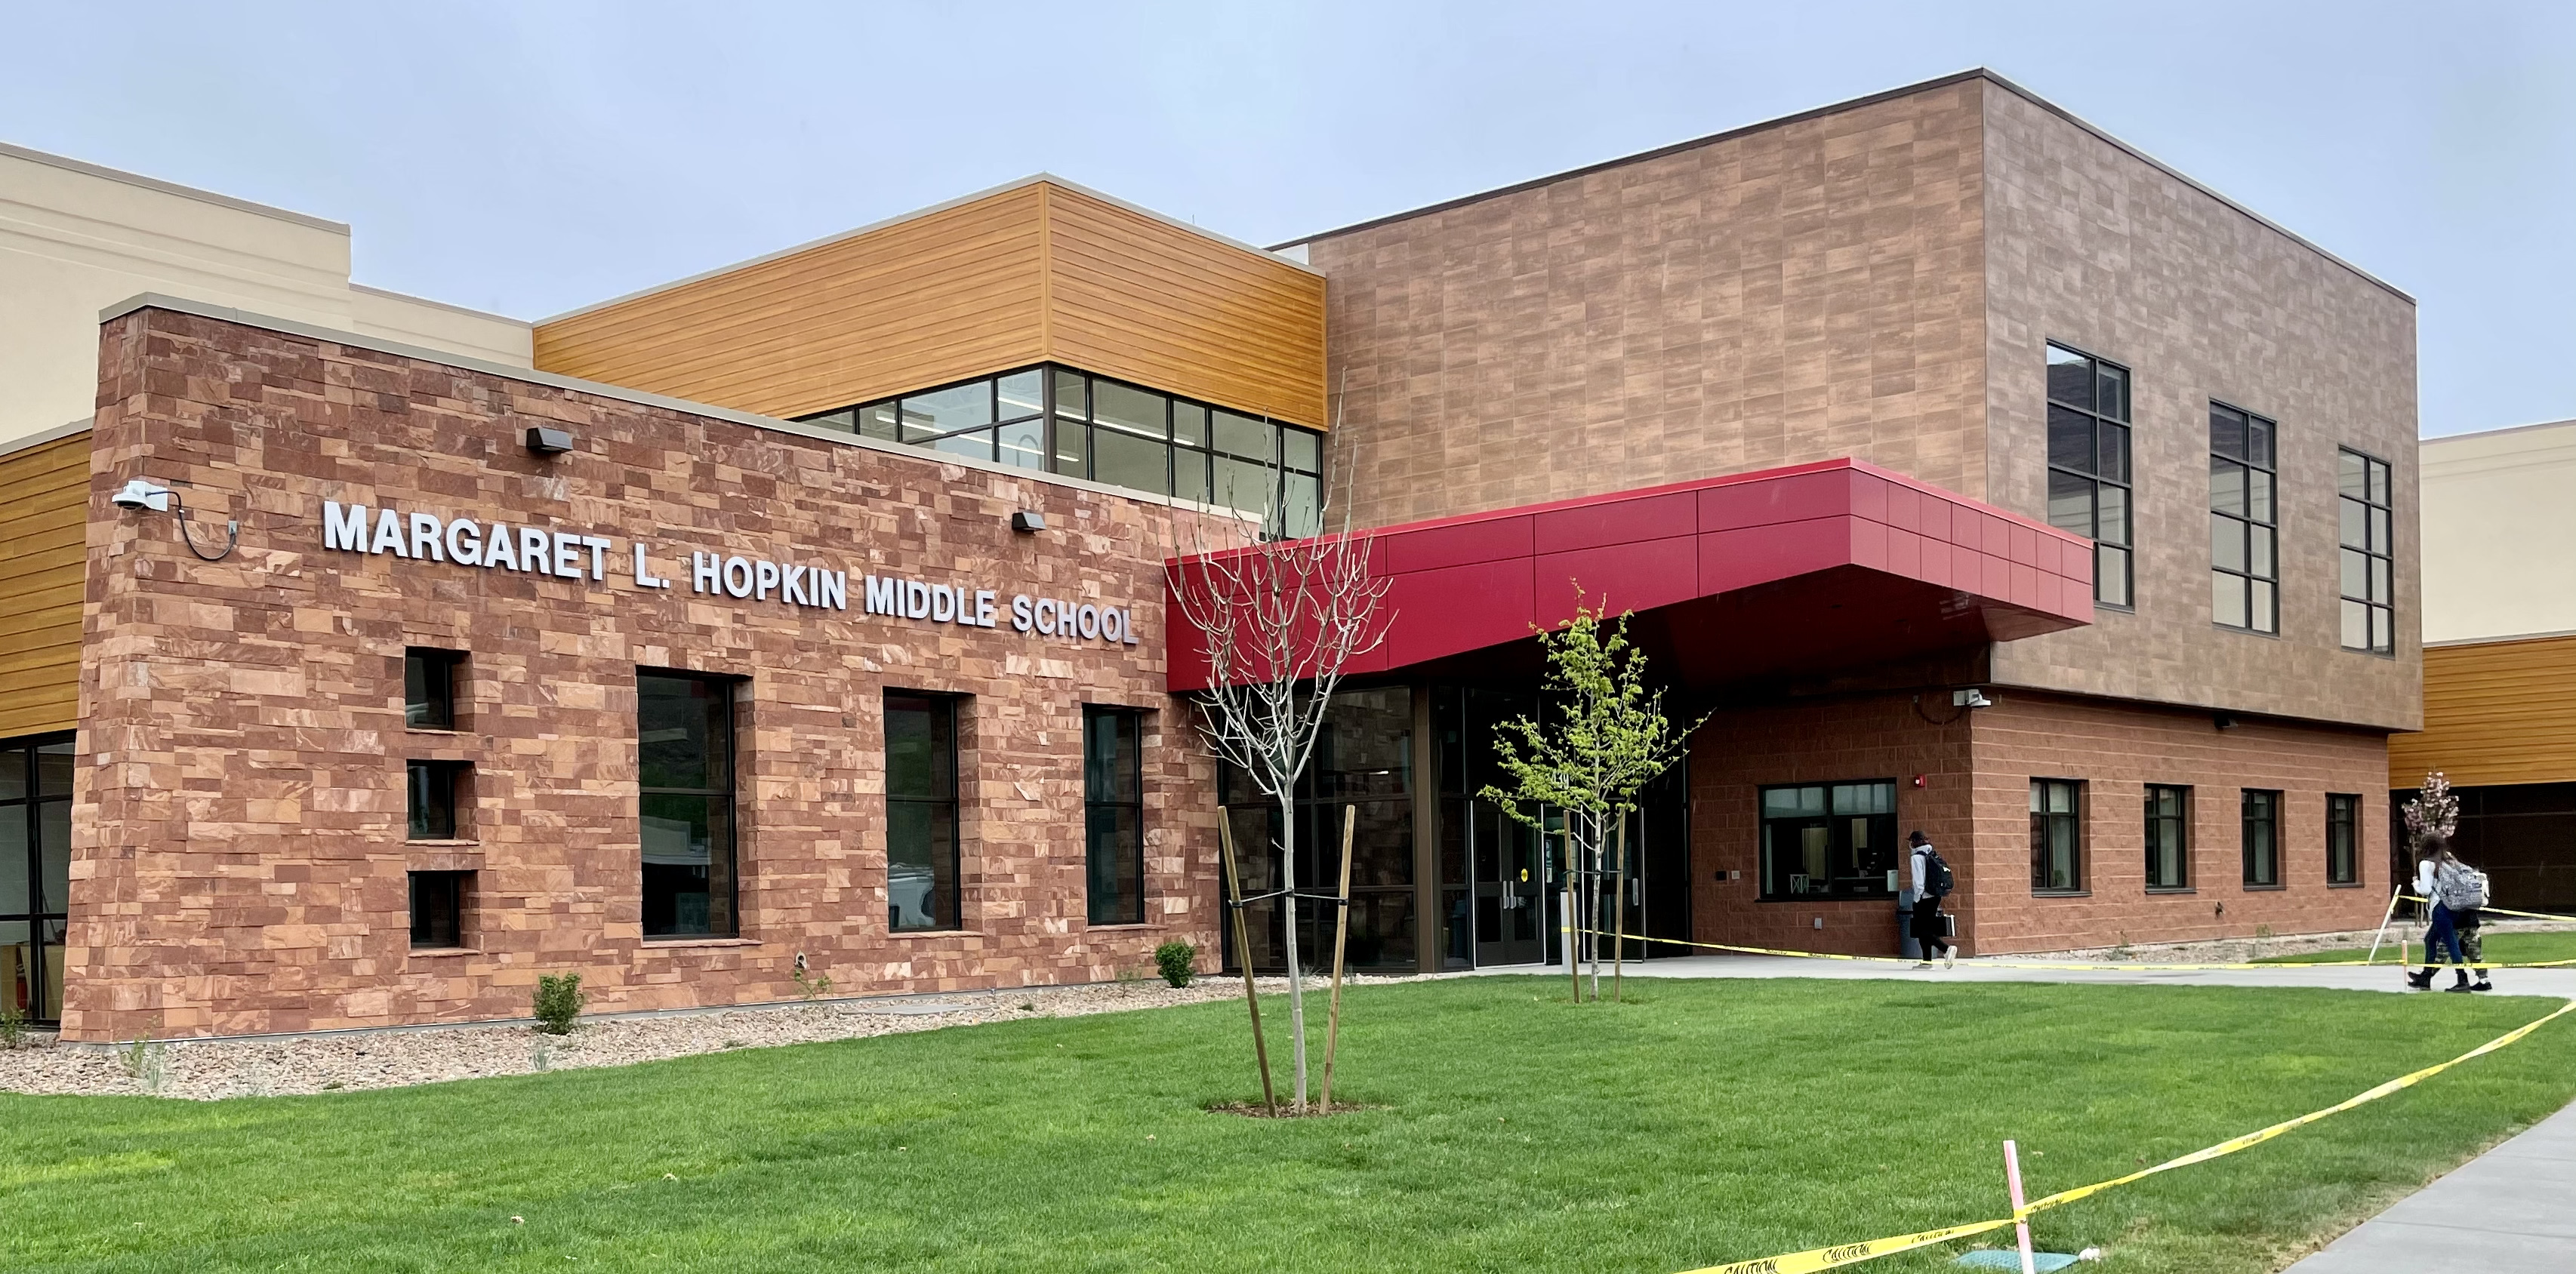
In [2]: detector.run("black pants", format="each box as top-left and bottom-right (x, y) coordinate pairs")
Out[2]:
(1912, 897), (1949, 956)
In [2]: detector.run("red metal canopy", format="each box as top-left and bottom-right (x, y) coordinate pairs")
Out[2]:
(1165, 458), (2094, 693)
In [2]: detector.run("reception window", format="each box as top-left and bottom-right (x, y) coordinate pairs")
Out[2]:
(1083, 707), (1145, 926)
(2338, 449), (2395, 654)
(0, 734), (72, 1025)
(798, 364), (1324, 538)
(2242, 789), (2282, 888)
(2326, 793), (2361, 885)
(1758, 781), (1899, 900)
(886, 692), (962, 932)
(2030, 779), (2085, 893)
(2045, 343), (2133, 606)
(2145, 784), (2191, 891)
(2210, 404), (2280, 634)
(639, 672), (738, 938)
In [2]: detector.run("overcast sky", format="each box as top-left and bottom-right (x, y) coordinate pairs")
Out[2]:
(3, 2), (2566, 437)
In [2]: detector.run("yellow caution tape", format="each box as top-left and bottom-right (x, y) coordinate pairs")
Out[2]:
(1572, 928), (2576, 971)
(1670, 997), (2576, 1274)
(2399, 894), (2571, 923)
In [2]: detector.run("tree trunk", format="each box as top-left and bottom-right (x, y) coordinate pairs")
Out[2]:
(1612, 816), (1628, 1002)
(1587, 813), (1603, 1003)
(1320, 803), (1356, 1114)
(1277, 790), (1308, 1111)
(1217, 817), (1276, 1116)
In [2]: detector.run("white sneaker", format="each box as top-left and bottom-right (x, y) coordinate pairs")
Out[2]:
(1912, 961), (1934, 969)
(1943, 947), (1955, 970)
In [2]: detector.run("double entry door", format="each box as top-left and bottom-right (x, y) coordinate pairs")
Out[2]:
(1469, 801), (1550, 966)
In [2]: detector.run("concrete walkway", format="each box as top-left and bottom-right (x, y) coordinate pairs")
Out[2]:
(1498, 953), (2576, 1272)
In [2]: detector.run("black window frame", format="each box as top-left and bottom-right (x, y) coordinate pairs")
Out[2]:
(796, 363), (1326, 538)
(885, 691), (964, 934)
(2338, 448), (2396, 656)
(2044, 343), (2134, 608)
(0, 733), (72, 1026)
(2325, 792), (2361, 886)
(408, 869), (471, 949)
(2144, 783), (2192, 891)
(1755, 780), (1900, 901)
(1082, 706), (1146, 926)
(2209, 403), (2280, 635)
(404, 646), (464, 731)
(2030, 777), (2086, 894)
(637, 671), (741, 940)
(2242, 789), (2283, 888)
(405, 759), (469, 842)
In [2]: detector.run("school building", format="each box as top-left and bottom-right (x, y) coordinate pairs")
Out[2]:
(0, 69), (2417, 1041)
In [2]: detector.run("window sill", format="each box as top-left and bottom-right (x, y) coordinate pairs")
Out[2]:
(2145, 887), (2197, 895)
(1083, 923), (1160, 931)
(2211, 624), (2282, 640)
(405, 839), (478, 848)
(886, 928), (979, 938)
(1755, 895), (1900, 905)
(2242, 884), (2288, 892)
(641, 937), (759, 949)
(408, 946), (479, 957)
(2327, 882), (2365, 889)
(2033, 890), (2092, 899)
(404, 726), (464, 735)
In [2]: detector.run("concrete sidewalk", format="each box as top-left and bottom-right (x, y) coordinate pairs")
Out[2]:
(1513, 951), (2576, 998)
(2283, 1099), (2576, 1272)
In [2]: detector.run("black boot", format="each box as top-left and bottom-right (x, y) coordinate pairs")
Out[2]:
(2406, 968), (2433, 989)
(2444, 971), (2473, 992)
(2471, 973), (2494, 992)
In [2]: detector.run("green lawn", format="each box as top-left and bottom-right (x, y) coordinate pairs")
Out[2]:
(4, 979), (2573, 1273)
(2256, 929), (2576, 965)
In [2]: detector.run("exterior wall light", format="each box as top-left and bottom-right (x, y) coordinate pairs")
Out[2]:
(109, 477), (238, 560)
(525, 426), (575, 455)
(1951, 688), (1994, 709)
(1010, 510), (1046, 534)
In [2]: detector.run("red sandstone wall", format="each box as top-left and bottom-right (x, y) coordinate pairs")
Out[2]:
(67, 308), (1228, 1042)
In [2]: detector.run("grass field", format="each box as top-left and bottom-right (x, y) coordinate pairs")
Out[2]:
(2256, 929), (2576, 966)
(4, 977), (2573, 1272)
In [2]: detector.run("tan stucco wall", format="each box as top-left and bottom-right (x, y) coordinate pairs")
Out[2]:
(2417, 420), (2576, 645)
(0, 142), (530, 449)
(1977, 86), (2423, 732)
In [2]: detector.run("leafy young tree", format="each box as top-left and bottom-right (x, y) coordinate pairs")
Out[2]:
(2403, 771), (2458, 848)
(1479, 601), (1703, 1001)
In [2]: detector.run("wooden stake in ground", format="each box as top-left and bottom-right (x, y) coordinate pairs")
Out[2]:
(2004, 1139), (2037, 1274)
(2362, 888), (2402, 965)
(1611, 817), (1628, 1003)
(1319, 803), (1357, 1114)
(1218, 817), (1277, 1117)
(1564, 826), (1582, 1003)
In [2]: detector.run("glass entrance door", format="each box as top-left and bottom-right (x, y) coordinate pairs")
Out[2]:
(1470, 801), (1546, 965)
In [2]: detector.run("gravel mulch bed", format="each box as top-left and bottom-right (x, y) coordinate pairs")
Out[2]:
(0, 974), (1396, 1102)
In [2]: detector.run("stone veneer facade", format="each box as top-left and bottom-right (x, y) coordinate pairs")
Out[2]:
(66, 306), (1226, 1042)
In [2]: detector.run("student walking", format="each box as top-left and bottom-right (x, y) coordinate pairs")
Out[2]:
(1907, 830), (1956, 970)
(2407, 836), (2494, 992)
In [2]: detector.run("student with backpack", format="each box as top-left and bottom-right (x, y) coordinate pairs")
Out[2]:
(2407, 835), (2493, 992)
(1907, 830), (1956, 970)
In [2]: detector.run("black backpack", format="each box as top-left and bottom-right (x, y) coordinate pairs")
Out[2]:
(1923, 848), (1955, 899)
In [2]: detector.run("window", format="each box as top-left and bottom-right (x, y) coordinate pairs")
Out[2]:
(885, 692), (961, 932)
(1083, 707), (1145, 925)
(2339, 449), (2395, 654)
(639, 672), (738, 938)
(2326, 793), (2361, 885)
(2145, 785), (2191, 891)
(408, 871), (470, 949)
(405, 760), (467, 840)
(2210, 405), (2279, 634)
(0, 734), (72, 1025)
(1758, 781), (1899, 900)
(2045, 343), (2133, 606)
(797, 365), (1325, 537)
(405, 647), (462, 729)
(2242, 789), (2282, 887)
(2030, 779), (2084, 892)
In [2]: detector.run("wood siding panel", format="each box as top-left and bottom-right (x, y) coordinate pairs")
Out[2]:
(2390, 635), (2576, 788)
(1042, 186), (1328, 428)
(531, 180), (1327, 429)
(533, 186), (1052, 421)
(0, 431), (88, 737)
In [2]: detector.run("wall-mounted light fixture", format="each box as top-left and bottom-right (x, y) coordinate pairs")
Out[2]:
(525, 426), (575, 456)
(1951, 688), (1994, 709)
(109, 478), (237, 560)
(2214, 712), (2239, 731)
(1010, 510), (1046, 534)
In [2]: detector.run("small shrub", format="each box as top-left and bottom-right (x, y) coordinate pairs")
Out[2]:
(119, 1034), (168, 1092)
(0, 1002), (26, 1051)
(532, 973), (585, 1036)
(791, 953), (833, 1002)
(1155, 941), (1197, 989)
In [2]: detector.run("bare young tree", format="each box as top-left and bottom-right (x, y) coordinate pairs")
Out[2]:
(1168, 459), (1390, 1112)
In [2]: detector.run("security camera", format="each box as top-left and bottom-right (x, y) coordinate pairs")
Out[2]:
(110, 478), (174, 512)
(1952, 688), (1994, 709)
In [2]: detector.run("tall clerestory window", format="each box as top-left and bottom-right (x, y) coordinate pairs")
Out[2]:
(2210, 404), (2279, 634)
(639, 672), (738, 939)
(2339, 449), (2395, 654)
(2045, 343), (2132, 606)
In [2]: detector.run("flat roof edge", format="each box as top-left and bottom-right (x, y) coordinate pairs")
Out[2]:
(0, 138), (348, 235)
(0, 416), (95, 461)
(348, 283), (530, 328)
(97, 292), (1264, 521)
(2420, 417), (2576, 447)
(535, 172), (1317, 327)
(1274, 68), (2414, 306)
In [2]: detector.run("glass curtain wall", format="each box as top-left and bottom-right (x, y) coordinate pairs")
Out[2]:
(797, 365), (1323, 537)
(1220, 686), (1416, 974)
(0, 735), (72, 1025)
